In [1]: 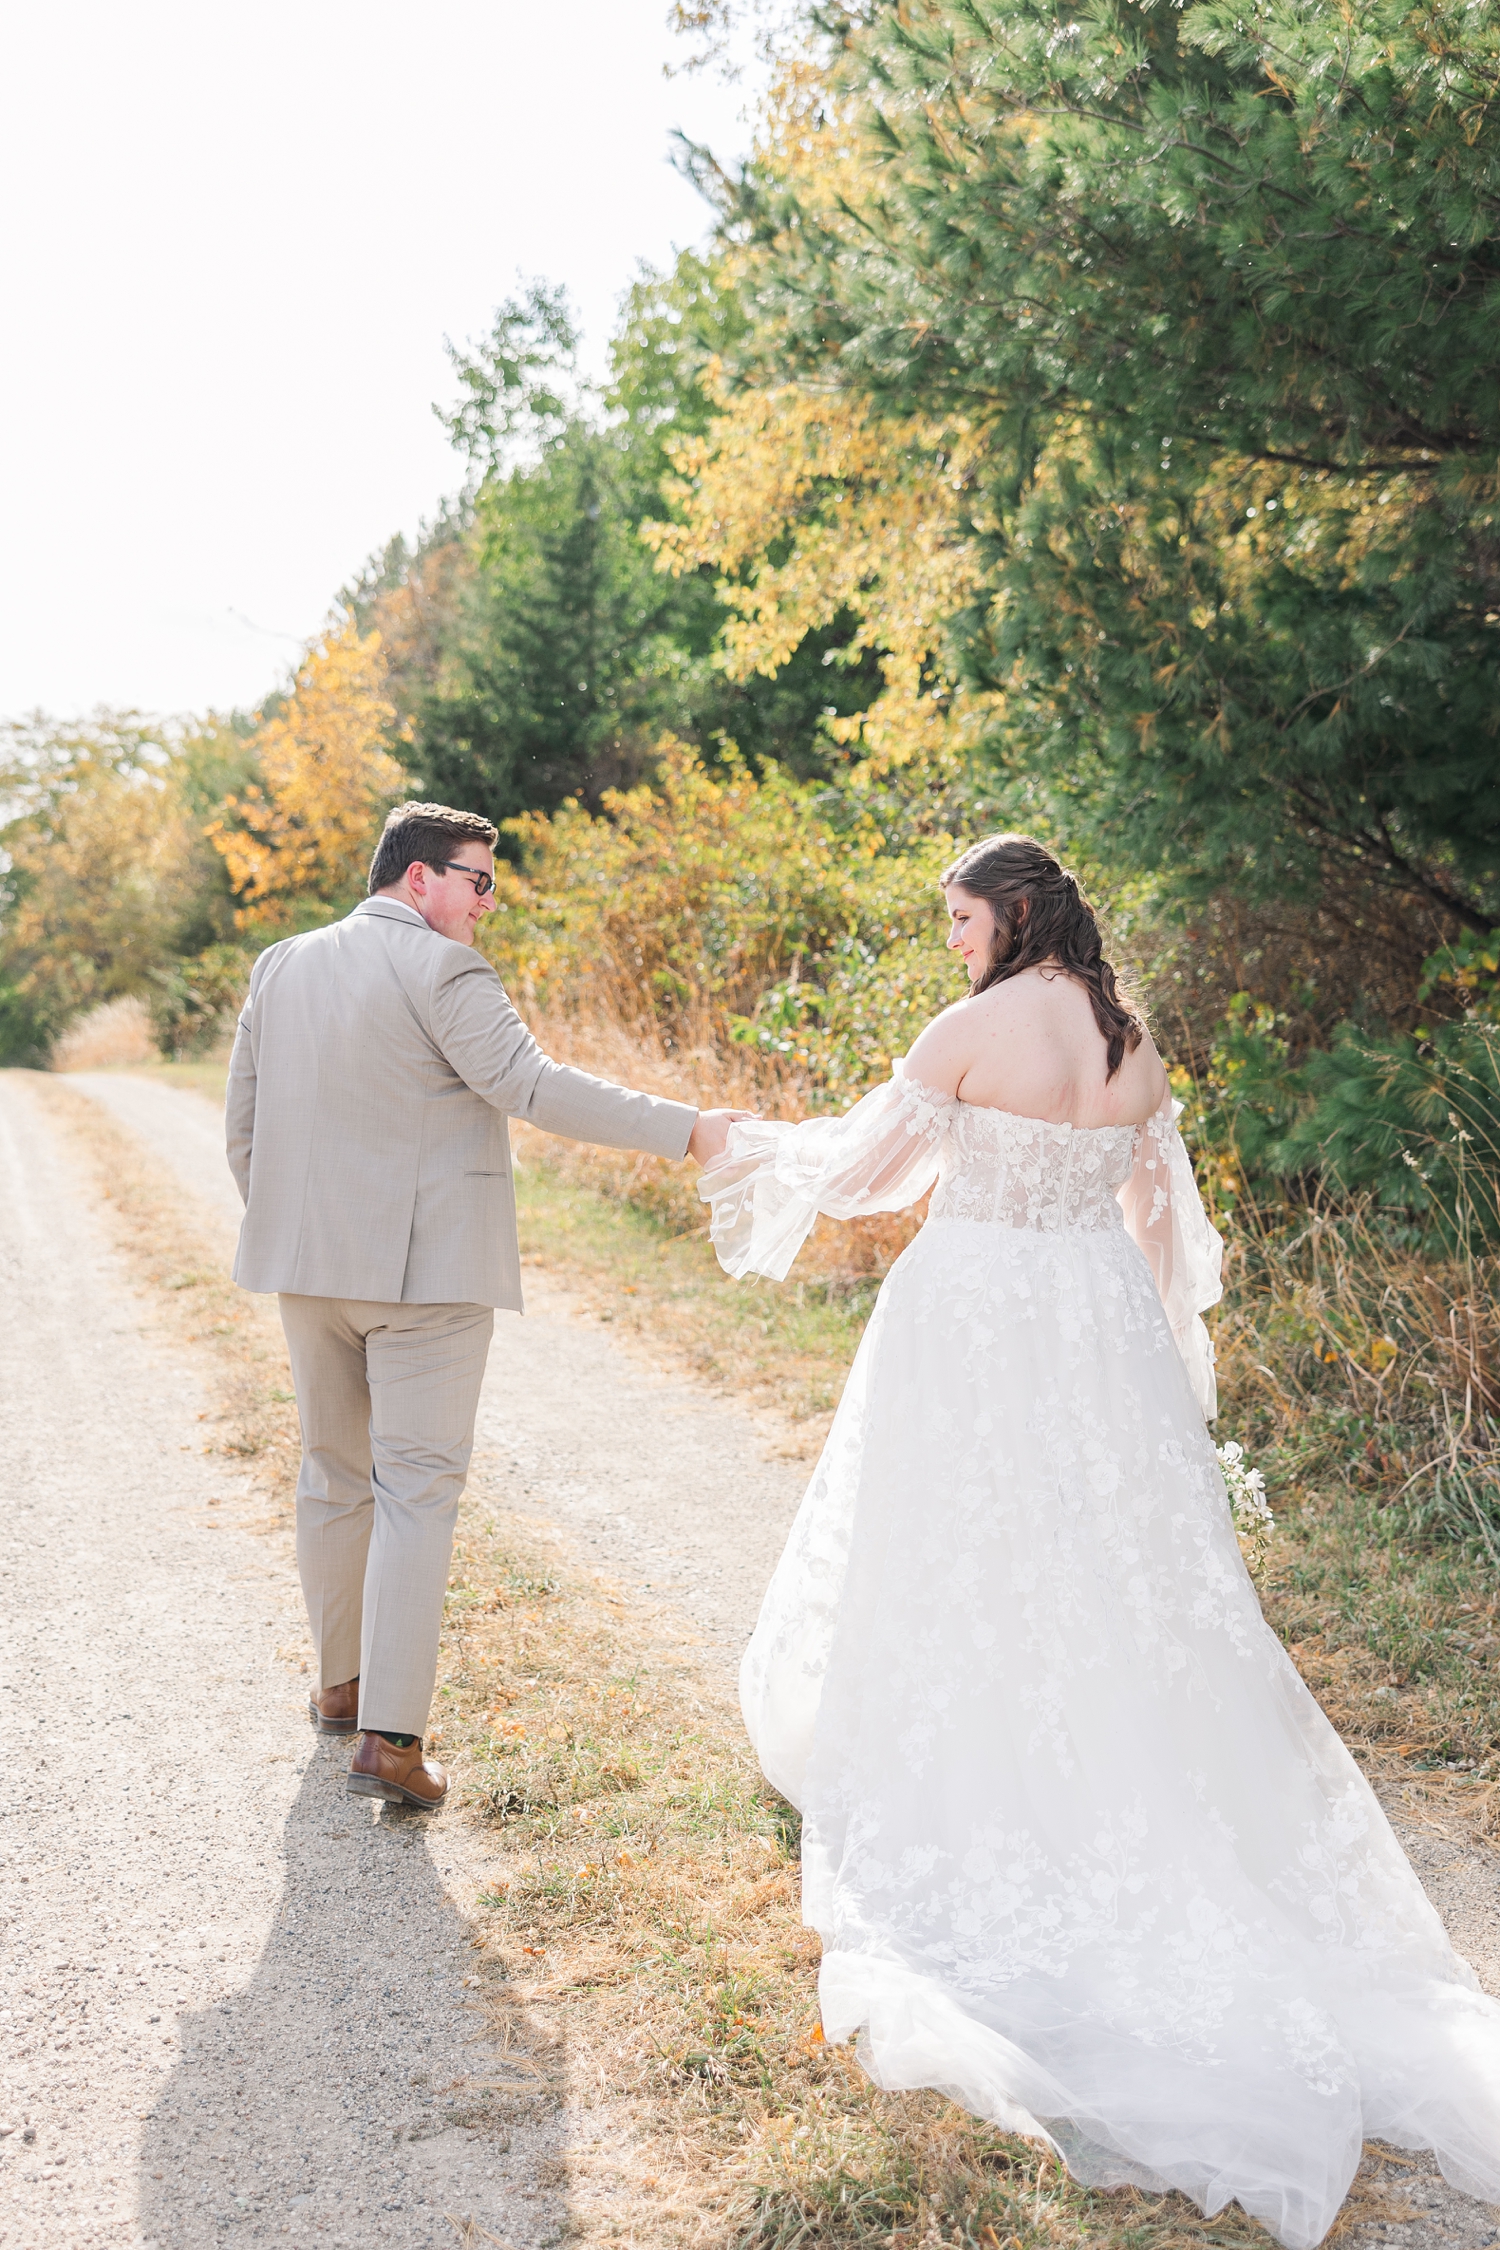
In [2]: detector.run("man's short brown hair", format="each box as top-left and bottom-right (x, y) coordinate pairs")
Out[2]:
(368, 802), (499, 895)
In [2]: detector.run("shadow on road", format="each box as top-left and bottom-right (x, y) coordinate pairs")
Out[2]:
(137, 1738), (567, 2248)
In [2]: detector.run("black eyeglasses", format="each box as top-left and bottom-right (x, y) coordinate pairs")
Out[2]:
(436, 860), (495, 898)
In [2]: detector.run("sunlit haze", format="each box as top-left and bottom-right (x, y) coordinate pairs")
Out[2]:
(0, 2), (756, 722)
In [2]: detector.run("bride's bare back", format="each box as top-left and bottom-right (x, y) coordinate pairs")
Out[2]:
(906, 963), (1168, 1127)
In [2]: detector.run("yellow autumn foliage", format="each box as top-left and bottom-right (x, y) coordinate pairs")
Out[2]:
(644, 60), (997, 783)
(0, 727), (204, 1039)
(210, 626), (407, 928)
(485, 737), (959, 1087)
(648, 378), (992, 778)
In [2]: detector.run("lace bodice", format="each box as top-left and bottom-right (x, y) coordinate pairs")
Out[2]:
(928, 1102), (1138, 1229)
(699, 1062), (1225, 1418)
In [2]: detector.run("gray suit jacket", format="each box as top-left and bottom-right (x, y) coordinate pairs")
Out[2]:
(226, 897), (696, 1308)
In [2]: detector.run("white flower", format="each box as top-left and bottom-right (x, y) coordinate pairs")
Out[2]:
(1216, 1440), (1274, 1536)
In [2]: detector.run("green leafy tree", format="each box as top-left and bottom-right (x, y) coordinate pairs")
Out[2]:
(733, 0), (1500, 935)
(348, 261), (884, 831)
(436, 279), (582, 472)
(0, 715), (221, 1061)
(417, 274), (708, 822)
(415, 425), (682, 820)
(604, 255), (886, 778)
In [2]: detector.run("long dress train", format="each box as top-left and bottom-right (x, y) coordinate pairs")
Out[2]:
(699, 1066), (1500, 2250)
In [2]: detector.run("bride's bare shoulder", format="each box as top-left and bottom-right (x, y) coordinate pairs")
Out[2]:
(903, 991), (997, 1095)
(905, 971), (1168, 1121)
(907, 971), (1070, 1060)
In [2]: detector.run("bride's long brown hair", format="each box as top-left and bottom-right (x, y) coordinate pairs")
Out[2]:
(941, 833), (1144, 1080)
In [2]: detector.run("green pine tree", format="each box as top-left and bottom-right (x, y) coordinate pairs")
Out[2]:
(734, 0), (1500, 934)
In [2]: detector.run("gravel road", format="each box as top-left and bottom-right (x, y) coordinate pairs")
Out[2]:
(0, 1074), (581, 2249)
(6, 1065), (1498, 2250)
(0, 1066), (804, 2250)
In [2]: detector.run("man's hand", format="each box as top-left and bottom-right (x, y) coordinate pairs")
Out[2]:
(688, 1108), (756, 1168)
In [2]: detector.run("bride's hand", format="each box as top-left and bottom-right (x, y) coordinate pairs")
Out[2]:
(688, 1108), (756, 1167)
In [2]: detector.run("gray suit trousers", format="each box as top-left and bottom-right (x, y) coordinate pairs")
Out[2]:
(278, 1294), (494, 1736)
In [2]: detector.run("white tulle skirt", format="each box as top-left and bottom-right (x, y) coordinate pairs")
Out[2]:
(741, 1214), (1500, 2248)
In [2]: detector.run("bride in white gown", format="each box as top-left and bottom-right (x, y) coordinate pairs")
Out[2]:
(698, 834), (1500, 2250)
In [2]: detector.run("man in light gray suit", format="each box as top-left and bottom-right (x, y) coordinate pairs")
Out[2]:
(226, 801), (744, 1809)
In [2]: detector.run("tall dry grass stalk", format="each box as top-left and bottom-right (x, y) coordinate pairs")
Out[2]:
(50, 993), (157, 1072)
(1218, 1206), (1497, 1496)
(1215, 1189), (1500, 1773)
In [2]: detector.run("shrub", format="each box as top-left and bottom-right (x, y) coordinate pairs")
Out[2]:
(147, 943), (256, 1059)
(1278, 1020), (1500, 1252)
(50, 995), (158, 1072)
(483, 739), (962, 1106)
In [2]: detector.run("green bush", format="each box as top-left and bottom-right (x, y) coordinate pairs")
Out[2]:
(485, 742), (962, 1096)
(1278, 1019), (1500, 1251)
(147, 944), (255, 1059)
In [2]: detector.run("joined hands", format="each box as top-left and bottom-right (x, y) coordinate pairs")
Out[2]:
(688, 1108), (756, 1167)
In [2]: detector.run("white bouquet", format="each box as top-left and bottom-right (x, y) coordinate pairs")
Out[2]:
(1216, 1439), (1273, 1565)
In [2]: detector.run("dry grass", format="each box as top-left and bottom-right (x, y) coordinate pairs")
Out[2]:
(50, 993), (158, 1072)
(431, 1512), (1291, 2250)
(1214, 1203), (1500, 1785)
(515, 1006), (924, 1286)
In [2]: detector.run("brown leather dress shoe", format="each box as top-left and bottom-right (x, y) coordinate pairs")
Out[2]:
(309, 1677), (360, 1735)
(347, 1731), (448, 1811)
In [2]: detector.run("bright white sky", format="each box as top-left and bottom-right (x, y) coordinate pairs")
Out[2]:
(0, 3), (756, 724)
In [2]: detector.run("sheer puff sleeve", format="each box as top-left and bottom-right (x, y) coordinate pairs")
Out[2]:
(1118, 1088), (1225, 1422)
(698, 1063), (956, 1282)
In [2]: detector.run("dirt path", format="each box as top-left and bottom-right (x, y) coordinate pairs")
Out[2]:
(8, 1066), (1500, 2250)
(0, 1071), (566, 2250)
(0, 1066), (805, 2250)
